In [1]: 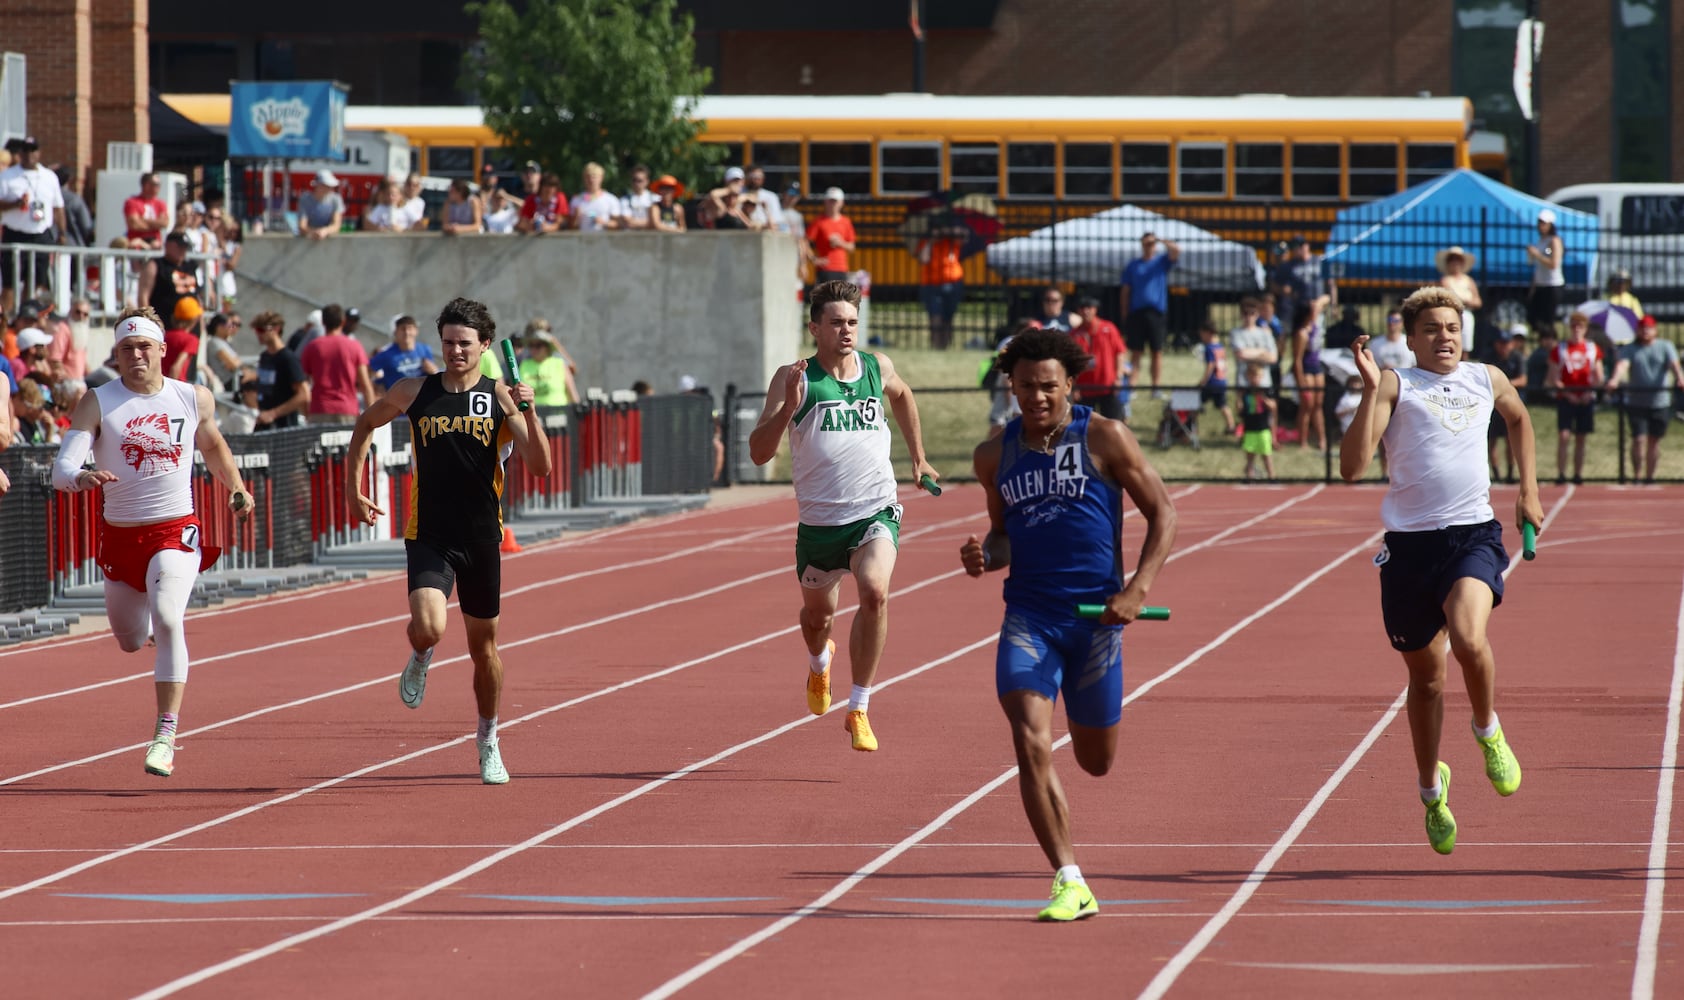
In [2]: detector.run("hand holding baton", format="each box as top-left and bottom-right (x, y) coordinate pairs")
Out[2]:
(919, 474), (942, 496)
(1076, 604), (1170, 621)
(500, 339), (529, 412)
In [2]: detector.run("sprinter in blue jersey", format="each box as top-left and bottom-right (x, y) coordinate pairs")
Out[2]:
(960, 328), (1177, 922)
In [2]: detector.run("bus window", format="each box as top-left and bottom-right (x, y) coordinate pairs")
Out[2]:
(426, 146), (476, 179)
(1349, 143), (1399, 199)
(1177, 142), (1227, 198)
(809, 142), (871, 197)
(1235, 143), (1283, 199)
(1007, 143), (1056, 198)
(1121, 142), (1170, 199)
(1063, 143), (1113, 199)
(1290, 143), (1340, 199)
(949, 144), (1000, 195)
(1405, 143), (1456, 187)
(751, 142), (800, 194)
(880, 142), (942, 196)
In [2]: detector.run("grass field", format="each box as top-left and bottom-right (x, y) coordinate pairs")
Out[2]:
(736, 337), (1683, 484)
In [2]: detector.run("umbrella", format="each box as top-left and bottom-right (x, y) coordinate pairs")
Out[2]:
(898, 191), (1002, 259)
(1573, 300), (1640, 345)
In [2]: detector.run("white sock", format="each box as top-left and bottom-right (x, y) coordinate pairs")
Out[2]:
(1056, 864), (1085, 885)
(849, 685), (870, 712)
(1419, 781), (1443, 804)
(477, 716), (498, 743)
(808, 643), (831, 676)
(1473, 713), (1500, 740)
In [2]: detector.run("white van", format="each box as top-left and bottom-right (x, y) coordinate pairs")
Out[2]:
(1545, 182), (1684, 313)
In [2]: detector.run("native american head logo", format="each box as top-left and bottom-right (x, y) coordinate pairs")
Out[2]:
(121, 412), (182, 475)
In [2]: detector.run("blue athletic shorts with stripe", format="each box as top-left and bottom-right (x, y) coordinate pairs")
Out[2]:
(996, 607), (1124, 728)
(1376, 519), (1506, 652)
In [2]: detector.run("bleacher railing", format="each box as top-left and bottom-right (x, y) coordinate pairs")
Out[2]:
(0, 242), (223, 321)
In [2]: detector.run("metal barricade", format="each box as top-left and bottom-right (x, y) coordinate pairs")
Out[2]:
(44, 482), (101, 596)
(503, 409), (575, 516)
(0, 242), (221, 321)
(304, 429), (381, 556)
(192, 452), (272, 570)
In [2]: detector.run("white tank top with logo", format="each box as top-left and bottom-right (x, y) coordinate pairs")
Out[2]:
(1380, 363), (1496, 532)
(788, 353), (897, 525)
(93, 378), (200, 523)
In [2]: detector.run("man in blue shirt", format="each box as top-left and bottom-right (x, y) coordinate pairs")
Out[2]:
(1120, 232), (1179, 395)
(368, 314), (439, 396)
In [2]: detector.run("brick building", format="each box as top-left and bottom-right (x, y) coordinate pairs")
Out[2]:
(8, 0), (1676, 194)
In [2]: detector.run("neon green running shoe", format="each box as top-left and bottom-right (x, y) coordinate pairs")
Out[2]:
(1424, 761), (1456, 855)
(1037, 876), (1098, 922)
(1475, 725), (1522, 796)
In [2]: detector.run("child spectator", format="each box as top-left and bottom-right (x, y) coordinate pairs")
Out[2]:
(1196, 320), (1236, 434)
(1239, 366), (1277, 482)
(649, 176), (687, 232)
(163, 297), (202, 383)
(519, 174), (568, 234)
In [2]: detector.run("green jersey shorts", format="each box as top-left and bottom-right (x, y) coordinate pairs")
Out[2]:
(795, 503), (903, 589)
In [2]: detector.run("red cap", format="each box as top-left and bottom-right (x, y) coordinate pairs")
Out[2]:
(1641, 314), (1658, 328)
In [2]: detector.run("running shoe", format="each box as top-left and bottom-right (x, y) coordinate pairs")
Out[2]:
(1475, 725), (1522, 796)
(143, 738), (175, 778)
(806, 639), (834, 716)
(844, 709), (878, 752)
(478, 739), (510, 785)
(399, 648), (432, 709)
(1037, 875), (1099, 922)
(1424, 761), (1456, 855)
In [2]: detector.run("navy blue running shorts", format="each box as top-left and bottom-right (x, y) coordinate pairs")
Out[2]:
(1375, 520), (1506, 652)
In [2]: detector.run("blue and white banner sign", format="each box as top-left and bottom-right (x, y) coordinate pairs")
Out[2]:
(228, 81), (347, 160)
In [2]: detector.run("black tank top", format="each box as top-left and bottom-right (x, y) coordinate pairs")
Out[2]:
(404, 373), (511, 545)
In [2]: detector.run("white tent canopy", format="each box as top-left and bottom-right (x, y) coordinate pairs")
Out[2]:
(985, 204), (1267, 292)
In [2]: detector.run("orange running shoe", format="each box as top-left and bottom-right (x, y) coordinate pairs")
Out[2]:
(844, 709), (878, 752)
(806, 639), (834, 716)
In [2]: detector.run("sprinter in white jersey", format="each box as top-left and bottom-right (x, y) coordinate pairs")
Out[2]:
(748, 279), (938, 752)
(1340, 286), (1542, 855)
(51, 307), (252, 778)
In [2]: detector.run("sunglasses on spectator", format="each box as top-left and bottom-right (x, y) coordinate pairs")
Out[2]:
(70, 308), (90, 318)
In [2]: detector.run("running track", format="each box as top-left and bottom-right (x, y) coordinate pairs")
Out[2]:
(3, 483), (1682, 999)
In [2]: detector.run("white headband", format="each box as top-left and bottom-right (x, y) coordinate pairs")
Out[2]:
(114, 316), (165, 345)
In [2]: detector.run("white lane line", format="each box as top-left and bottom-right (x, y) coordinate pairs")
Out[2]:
(125, 634), (1000, 1000)
(1133, 487), (1579, 999)
(0, 518), (799, 711)
(0, 495), (797, 663)
(642, 503), (1374, 998)
(1632, 563), (1684, 1000)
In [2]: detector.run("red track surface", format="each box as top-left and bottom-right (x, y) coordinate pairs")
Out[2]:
(4, 484), (1682, 999)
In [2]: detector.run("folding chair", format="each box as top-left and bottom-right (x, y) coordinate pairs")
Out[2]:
(1154, 389), (1202, 450)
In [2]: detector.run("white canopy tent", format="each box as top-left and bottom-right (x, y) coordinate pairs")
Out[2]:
(985, 204), (1267, 292)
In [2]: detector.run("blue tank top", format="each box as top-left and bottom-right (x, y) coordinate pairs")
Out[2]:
(997, 405), (1123, 619)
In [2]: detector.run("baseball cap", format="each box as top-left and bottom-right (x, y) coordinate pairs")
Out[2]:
(823, 187), (846, 203)
(165, 230), (193, 247)
(1498, 324), (1526, 341)
(677, 374), (698, 392)
(173, 296), (203, 323)
(1641, 314), (1658, 329)
(314, 169), (340, 187)
(189, 200), (206, 214)
(524, 160), (542, 173)
(4, 135), (38, 152)
(346, 307), (361, 321)
(15, 327), (52, 351)
(724, 166), (745, 183)
(1537, 208), (1556, 224)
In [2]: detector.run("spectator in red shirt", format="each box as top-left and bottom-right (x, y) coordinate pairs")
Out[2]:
(805, 187), (856, 283)
(916, 231), (965, 350)
(123, 172), (169, 250)
(163, 295), (203, 383)
(518, 173), (569, 235)
(299, 303), (375, 425)
(1070, 295), (1127, 421)
(1544, 309), (1604, 485)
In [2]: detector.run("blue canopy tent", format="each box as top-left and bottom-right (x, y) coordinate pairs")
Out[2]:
(1324, 170), (1598, 287)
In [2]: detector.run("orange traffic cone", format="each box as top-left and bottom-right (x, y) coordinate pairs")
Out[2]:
(500, 527), (522, 553)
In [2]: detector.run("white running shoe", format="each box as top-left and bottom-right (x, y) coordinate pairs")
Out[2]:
(399, 649), (432, 709)
(144, 738), (175, 777)
(478, 739), (510, 785)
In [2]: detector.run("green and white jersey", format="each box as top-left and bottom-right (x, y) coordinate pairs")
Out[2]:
(789, 352), (897, 525)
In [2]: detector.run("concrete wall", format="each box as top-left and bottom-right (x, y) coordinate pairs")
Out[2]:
(228, 231), (804, 401)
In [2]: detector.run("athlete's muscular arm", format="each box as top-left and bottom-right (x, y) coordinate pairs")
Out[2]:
(1089, 416), (1176, 625)
(960, 435), (1010, 576)
(748, 361), (805, 467)
(1339, 335), (1399, 482)
(876, 352), (938, 486)
(192, 384), (252, 520)
(345, 378), (420, 526)
(1489, 365), (1543, 531)
(498, 381), (551, 476)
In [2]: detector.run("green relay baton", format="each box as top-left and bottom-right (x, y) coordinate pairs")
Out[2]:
(1521, 522), (1537, 561)
(500, 339), (529, 412)
(1076, 604), (1171, 622)
(919, 474), (942, 496)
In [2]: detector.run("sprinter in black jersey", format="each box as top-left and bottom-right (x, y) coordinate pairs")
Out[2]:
(347, 297), (550, 784)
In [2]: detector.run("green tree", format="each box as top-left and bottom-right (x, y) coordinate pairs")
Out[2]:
(463, 0), (720, 191)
